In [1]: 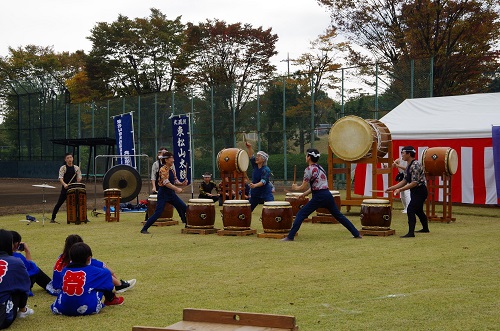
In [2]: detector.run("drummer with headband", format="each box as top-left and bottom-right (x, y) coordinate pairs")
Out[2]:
(50, 153), (82, 224)
(385, 146), (429, 238)
(245, 142), (274, 211)
(282, 148), (362, 241)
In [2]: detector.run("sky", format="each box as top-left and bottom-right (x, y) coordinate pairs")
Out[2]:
(0, 0), (333, 75)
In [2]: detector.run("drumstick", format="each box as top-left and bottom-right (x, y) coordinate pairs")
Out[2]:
(242, 132), (247, 143)
(68, 173), (77, 185)
(370, 189), (386, 193)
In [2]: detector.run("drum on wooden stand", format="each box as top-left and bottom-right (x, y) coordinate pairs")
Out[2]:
(285, 193), (309, 218)
(222, 200), (252, 230)
(103, 188), (121, 222)
(217, 148), (249, 173)
(186, 199), (215, 229)
(261, 201), (293, 233)
(66, 183), (88, 224)
(360, 199), (392, 230)
(329, 115), (391, 161)
(147, 194), (174, 221)
(104, 188), (121, 198)
(422, 147), (458, 176)
(316, 191), (341, 216)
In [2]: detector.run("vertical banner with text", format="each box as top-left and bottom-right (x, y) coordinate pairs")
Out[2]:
(171, 115), (191, 184)
(114, 112), (136, 168)
(492, 125), (500, 204)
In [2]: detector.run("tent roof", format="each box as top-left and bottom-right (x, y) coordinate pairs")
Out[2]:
(380, 92), (500, 140)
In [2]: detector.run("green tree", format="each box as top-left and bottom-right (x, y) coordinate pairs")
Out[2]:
(87, 8), (187, 97)
(317, 0), (500, 97)
(184, 19), (278, 147)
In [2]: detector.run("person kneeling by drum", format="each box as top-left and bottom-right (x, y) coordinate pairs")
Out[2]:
(198, 172), (219, 203)
(282, 149), (362, 241)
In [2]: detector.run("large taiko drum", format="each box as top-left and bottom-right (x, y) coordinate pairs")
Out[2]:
(316, 191), (341, 216)
(285, 193), (309, 218)
(147, 194), (174, 221)
(222, 199), (252, 230)
(66, 186), (88, 224)
(261, 201), (293, 233)
(103, 188), (121, 198)
(422, 147), (458, 176)
(329, 115), (391, 161)
(186, 199), (215, 229)
(217, 148), (249, 173)
(360, 199), (392, 231)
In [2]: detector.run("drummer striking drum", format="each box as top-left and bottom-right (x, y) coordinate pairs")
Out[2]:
(245, 142), (274, 211)
(50, 153), (82, 224)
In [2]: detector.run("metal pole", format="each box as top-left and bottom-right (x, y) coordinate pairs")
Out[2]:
(257, 81), (261, 152)
(232, 84), (236, 147)
(211, 86), (216, 177)
(310, 75), (315, 148)
(410, 59), (414, 99)
(282, 76), (287, 184)
(341, 68), (345, 117)
(429, 57), (434, 97)
(375, 63), (379, 119)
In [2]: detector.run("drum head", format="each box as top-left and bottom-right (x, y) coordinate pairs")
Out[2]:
(223, 199), (250, 205)
(362, 198), (390, 204)
(188, 199), (214, 203)
(103, 165), (142, 203)
(329, 116), (373, 161)
(236, 150), (249, 172)
(264, 201), (291, 206)
(286, 192), (303, 197)
(447, 148), (458, 175)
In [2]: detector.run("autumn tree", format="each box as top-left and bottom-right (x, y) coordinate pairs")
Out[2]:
(184, 19), (278, 147)
(87, 8), (187, 97)
(317, 0), (500, 97)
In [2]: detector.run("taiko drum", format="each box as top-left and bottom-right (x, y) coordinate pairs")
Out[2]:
(422, 147), (458, 176)
(285, 192), (309, 217)
(66, 187), (87, 224)
(222, 199), (252, 230)
(261, 201), (293, 233)
(217, 148), (250, 173)
(147, 194), (174, 221)
(316, 191), (341, 216)
(329, 116), (391, 161)
(360, 199), (392, 230)
(186, 198), (215, 229)
(103, 188), (121, 198)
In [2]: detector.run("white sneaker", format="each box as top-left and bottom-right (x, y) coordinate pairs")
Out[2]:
(402, 210), (407, 214)
(115, 279), (136, 293)
(18, 307), (34, 318)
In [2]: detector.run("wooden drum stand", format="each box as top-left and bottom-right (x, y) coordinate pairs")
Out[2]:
(426, 174), (456, 223)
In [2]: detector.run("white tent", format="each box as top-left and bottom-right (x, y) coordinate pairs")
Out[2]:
(355, 92), (500, 205)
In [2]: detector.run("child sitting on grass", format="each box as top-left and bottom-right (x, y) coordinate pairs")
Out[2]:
(51, 242), (124, 316)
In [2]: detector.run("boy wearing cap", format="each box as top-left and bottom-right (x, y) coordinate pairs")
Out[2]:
(385, 146), (429, 238)
(198, 172), (219, 203)
(245, 142), (274, 210)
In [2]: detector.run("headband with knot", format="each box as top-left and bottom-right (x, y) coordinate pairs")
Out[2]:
(257, 151), (269, 161)
(307, 151), (321, 158)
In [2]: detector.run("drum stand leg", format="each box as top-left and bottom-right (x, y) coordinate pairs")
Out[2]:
(41, 188), (46, 226)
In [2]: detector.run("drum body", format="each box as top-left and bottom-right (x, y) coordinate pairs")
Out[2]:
(103, 188), (121, 198)
(316, 191), (341, 216)
(360, 199), (392, 230)
(261, 201), (293, 233)
(217, 148), (249, 173)
(285, 193), (309, 217)
(186, 199), (215, 228)
(66, 187), (87, 224)
(329, 115), (391, 161)
(147, 194), (174, 221)
(222, 200), (252, 230)
(422, 147), (458, 176)
(67, 183), (85, 190)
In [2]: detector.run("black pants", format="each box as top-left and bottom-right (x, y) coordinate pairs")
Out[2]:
(407, 185), (429, 235)
(30, 268), (51, 291)
(51, 187), (67, 221)
(0, 291), (27, 329)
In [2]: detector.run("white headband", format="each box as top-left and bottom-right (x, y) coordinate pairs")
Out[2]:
(307, 151), (320, 158)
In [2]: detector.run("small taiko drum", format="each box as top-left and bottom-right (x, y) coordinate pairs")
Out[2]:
(422, 147), (458, 176)
(360, 199), (392, 231)
(222, 199), (252, 230)
(316, 190), (341, 216)
(186, 199), (215, 229)
(285, 193), (309, 218)
(147, 194), (174, 221)
(66, 186), (87, 224)
(261, 201), (293, 233)
(67, 182), (85, 190)
(103, 188), (121, 198)
(329, 115), (391, 161)
(217, 148), (249, 173)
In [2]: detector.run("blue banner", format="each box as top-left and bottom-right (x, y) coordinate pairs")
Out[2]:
(114, 113), (136, 167)
(492, 125), (500, 204)
(171, 115), (191, 184)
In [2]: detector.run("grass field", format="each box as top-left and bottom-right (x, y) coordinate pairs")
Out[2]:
(2, 196), (499, 331)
